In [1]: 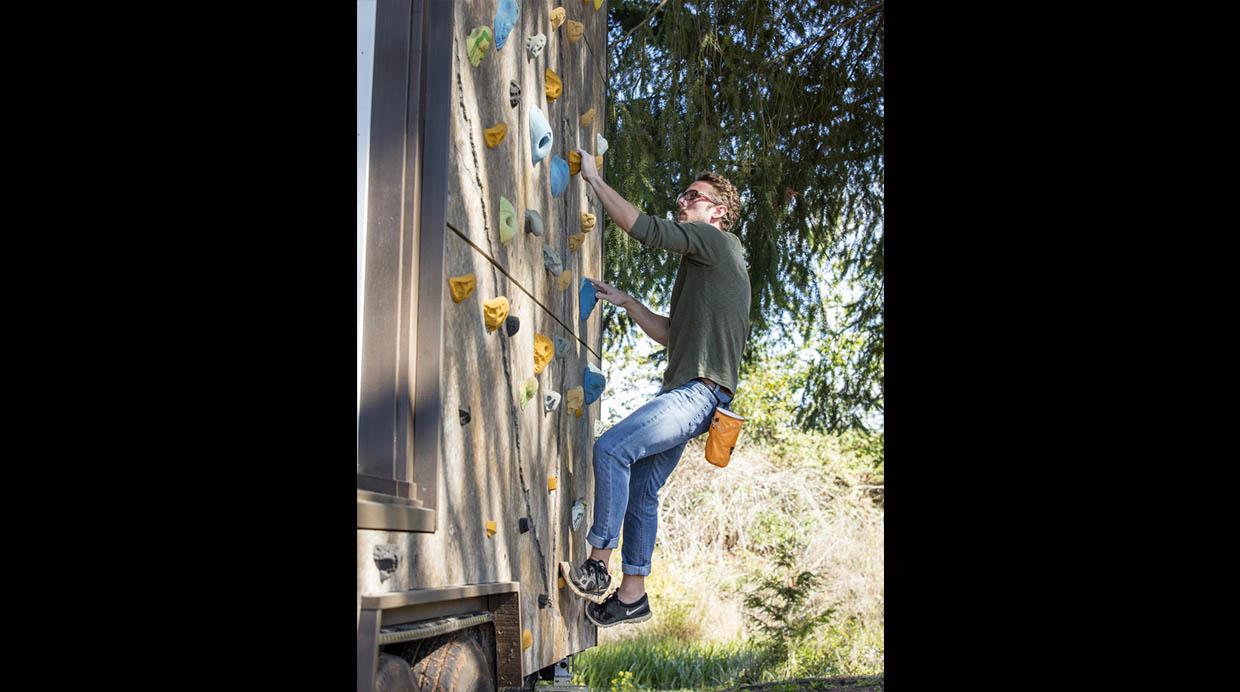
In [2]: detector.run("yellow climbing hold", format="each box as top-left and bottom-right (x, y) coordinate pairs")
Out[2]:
(581, 212), (596, 232)
(448, 274), (476, 303)
(545, 68), (562, 102)
(558, 576), (566, 588)
(596, 155), (603, 169)
(550, 7), (566, 30)
(566, 386), (584, 417)
(568, 232), (586, 251)
(568, 151), (581, 175)
(580, 107), (595, 126)
(595, 0), (604, 11)
(548, 476), (558, 491)
(483, 296), (510, 332)
(556, 270), (572, 292)
(566, 20), (584, 44)
(534, 334), (554, 375)
(486, 520), (497, 537)
(484, 123), (508, 148)
(522, 629), (533, 650)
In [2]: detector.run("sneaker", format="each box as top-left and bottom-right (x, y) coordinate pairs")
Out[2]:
(585, 591), (651, 627)
(564, 558), (611, 602)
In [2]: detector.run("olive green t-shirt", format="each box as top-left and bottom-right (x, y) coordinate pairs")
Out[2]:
(628, 213), (751, 394)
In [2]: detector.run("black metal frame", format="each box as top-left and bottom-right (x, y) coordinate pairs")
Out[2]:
(357, 0), (452, 533)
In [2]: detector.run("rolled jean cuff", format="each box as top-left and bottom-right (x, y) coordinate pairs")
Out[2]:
(586, 530), (619, 550)
(621, 561), (652, 577)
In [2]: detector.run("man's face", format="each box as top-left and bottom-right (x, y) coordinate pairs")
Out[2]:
(676, 181), (726, 228)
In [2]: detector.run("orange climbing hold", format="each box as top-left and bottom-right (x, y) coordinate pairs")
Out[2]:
(566, 20), (584, 44)
(548, 476), (558, 491)
(557, 270), (573, 292)
(550, 7), (566, 30)
(522, 629), (533, 650)
(581, 212), (596, 232)
(596, 154), (603, 169)
(545, 68), (562, 102)
(568, 232), (586, 251)
(568, 151), (581, 175)
(483, 296), (510, 332)
(580, 107), (595, 127)
(486, 520), (497, 538)
(558, 576), (566, 588)
(566, 386), (584, 417)
(484, 123), (508, 148)
(448, 274), (476, 303)
(534, 334), (554, 375)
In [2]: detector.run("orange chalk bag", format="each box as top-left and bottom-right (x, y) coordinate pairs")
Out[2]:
(705, 406), (745, 467)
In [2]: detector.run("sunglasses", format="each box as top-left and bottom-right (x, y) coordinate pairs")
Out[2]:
(676, 188), (722, 206)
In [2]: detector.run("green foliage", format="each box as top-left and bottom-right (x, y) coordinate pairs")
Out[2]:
(743, 537), (836, 675)
(604, 0), (884, 432)
(573, 635), (764, 689)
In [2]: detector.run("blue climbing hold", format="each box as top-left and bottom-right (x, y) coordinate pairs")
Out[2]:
(530, 107), (553, 165)
(580, 278), (597, 321)
(583, 363), (606, 405)
(493, 0), (520, 50)
(551, 155), (569, 197)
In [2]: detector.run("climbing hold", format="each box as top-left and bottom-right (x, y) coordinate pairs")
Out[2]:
(548, 476), (558, 491)
(583, 362), (605, 404)
(580, 278), (597, 320)
(526, 33), (546, 59)
(486, 520), (497, 538)
(596, 154), (603, 169)
(553, 335), (571, 357)
(566, 387), (584, 417)
(493, 0), (520, 51)
(505, 314), (520, 337)
(544, 68), (562, 102)
(568, 151), (581, 176)
(566, 20), (584, 44)
(550, 155), (569, 197)
(484, 123), (508, 148)
(542, 245), (562, 275)
(558, 576), (566, 589)
(534, 334), (554, 375)
(580, 107), (596, 127)
(499, 196), (516, 245)
(568, 232), (585, 251)
(596, 133), (608, 155)
(529, 106), (552, 165)
(483, 296), (510, 332)
(522, 629), (533, 650)
(572, 499), (586, 529)
(459, 407), (471, 425)
(509, 82), (521, 110)
(538, 594), (550, 609)
(556, 270), (572, 292)
(448, 274), (476, 303)
(550, 7), (566, 30)
(520, 376), (538, 409)
(467, 26), (492, 67)
(595, 0), (604, 10)
(581, 212), (596, 232)
(518, 517), (530, 533)
(526, 209), (545, 237)
(544, 391), (561, 412)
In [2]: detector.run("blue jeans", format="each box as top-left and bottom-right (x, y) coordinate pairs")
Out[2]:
(586, 379), (734, 576)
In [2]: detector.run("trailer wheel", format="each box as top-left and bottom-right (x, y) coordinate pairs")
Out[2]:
(401, 631), (495, 691)
(375, 653), (415, 692)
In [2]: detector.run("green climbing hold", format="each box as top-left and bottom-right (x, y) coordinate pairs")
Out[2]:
(499, 196), (516, 245)
(520, 377), (538, 410)
(467, 26), (492, 67)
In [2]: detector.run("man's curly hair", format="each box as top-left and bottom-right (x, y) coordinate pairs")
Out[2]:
(695, 171), (742, 232)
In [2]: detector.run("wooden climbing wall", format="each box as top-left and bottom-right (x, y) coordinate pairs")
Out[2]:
(356, 0), (608, 679)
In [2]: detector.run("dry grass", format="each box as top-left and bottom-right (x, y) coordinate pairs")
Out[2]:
(594, 435), (884, 676)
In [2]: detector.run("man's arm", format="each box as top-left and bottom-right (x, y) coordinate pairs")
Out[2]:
(577, 148), (640, 233)
(589, 278), (670, 347)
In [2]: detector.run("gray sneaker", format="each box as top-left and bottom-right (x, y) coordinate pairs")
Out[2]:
(564, 558), (611, 602)
(586, 591), (652, 627)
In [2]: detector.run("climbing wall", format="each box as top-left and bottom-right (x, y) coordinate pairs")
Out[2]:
(357, 0), (608, 679)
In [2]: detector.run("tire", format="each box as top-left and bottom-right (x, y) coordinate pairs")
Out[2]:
(402, 630), (496, 692)
(375, 653), (416, 692)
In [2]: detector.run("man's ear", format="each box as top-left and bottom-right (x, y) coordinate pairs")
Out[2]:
(712, 205), (729, 227)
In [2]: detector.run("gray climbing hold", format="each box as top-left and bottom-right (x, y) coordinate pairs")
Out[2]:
(571, 499), (586, 530)
(553, 335), (571, 358)
(543, 245), (562, 275)
(526, 33), (546, 59)
(526, 208), (544, 236)
(373, 544), (399, 581)
(510, 80), (521, 109)
(538, 594), (550, 608)
(519, 517), (530, 533)
(544, 391), (561, 412)
(505, 314), (520, 337)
